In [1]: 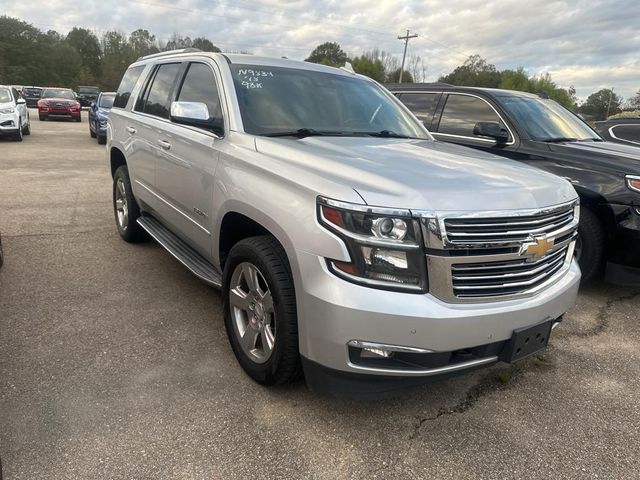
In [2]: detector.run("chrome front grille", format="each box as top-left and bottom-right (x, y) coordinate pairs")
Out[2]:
(443, 203), (575, 247)
(451, 245), (569, 298)
(420, 200), (579, 303)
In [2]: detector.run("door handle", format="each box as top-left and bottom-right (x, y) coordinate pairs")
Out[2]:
(126, 126), (136, 134)
(157, 139), (171, 150)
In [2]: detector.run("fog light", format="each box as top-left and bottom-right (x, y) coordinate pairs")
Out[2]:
(362, 347), (392, 358)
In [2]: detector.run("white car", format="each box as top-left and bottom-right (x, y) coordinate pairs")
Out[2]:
(0, 85), (30, 141)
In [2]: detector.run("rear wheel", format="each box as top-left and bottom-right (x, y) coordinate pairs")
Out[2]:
(112, 166), (148, 243)
(90, 122), (96, 138)
(575, 207), (605, 283)
(22, 116), (30, 135)
(223, 236), (301, 385)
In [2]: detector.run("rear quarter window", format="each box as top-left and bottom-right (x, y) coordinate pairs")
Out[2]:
(113, 65), (145, 109)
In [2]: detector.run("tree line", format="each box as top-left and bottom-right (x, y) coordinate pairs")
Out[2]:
(2, 15), (638, 121)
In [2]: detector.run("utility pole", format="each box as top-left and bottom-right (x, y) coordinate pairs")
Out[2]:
(397, 29), (418, 83)
(606, 88), (614, 119)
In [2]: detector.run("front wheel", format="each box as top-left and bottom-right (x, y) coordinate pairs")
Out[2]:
(223, 236), (301, 385)
(13, 119), (23, 142)
(575, 207), (605, 283)
(112, 166), (148, 243)
(22, 117), (30, 135)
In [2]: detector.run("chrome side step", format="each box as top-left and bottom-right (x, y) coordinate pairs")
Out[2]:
(137, 215), (222, 288)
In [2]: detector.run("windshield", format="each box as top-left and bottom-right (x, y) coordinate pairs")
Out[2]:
(0, 89), (12, 103)
(24, 88), (42, 96)
(98, 93), (115, 108)
(500, 95), (600, 142)
(231, 64), (429, 139)
(42, 89), (76, 100)
(79, 87), (99, 94)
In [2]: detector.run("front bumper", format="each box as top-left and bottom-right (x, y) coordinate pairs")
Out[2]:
(39, 107), (80, 119)
(295, 249), (580, 380)
(0, 113), (20, 136)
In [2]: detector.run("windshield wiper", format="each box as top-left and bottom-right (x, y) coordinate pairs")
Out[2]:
(263, 128), (346, 138)
(357, 130), (414, 139)
(541, 137), (579, 143)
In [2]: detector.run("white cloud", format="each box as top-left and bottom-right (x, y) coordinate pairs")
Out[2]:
(2, 0), (639, 98)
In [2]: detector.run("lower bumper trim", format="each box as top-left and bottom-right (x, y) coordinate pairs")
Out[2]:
(347, 355), (498, 377)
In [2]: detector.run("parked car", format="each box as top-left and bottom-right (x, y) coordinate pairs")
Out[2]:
(594, 117), (640, 146)
(88, 92), (115, 144)
(388, 84), (640, 284)
(37, 88), (81, 122)
(23, 86), (43, 108)
(0, 85), (30, 141)
(76, 85), (100, 107)
(108, 50), (580, 396)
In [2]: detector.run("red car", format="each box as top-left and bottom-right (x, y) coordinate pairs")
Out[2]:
(37, 88), (81, 122)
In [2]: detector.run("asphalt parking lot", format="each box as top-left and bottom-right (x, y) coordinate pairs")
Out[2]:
(1, 115), (639, 479)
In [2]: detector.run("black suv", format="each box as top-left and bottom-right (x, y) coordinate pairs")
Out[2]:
(23, 86), (43, 107)
(76, 86), (99, 107)
(388, 84), (640, 284)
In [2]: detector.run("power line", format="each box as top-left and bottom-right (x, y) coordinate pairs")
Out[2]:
(397, 30), (418, 83)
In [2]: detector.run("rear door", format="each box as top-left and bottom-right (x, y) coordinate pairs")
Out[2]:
(128, 62), (183, 212)
(153, 60), (226, 257)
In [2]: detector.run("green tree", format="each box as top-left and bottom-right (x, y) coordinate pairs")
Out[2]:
(579, 88), (623, 120)
(499, 68), (531, 91)
(439, 54), (501, 87)
(351, 55), (386, 82)
(129, 29), (159, 59)
(386, 68), (413, 83)
(305, 42), (348, 67)
(66, 27), (101, 82)
(192, 37), (221, 52)
(629, 89), (640, 109)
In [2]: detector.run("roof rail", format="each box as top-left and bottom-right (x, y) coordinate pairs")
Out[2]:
(137, 48), (202, 62)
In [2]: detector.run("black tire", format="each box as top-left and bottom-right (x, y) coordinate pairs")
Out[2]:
(223, 236), (301, 385)
(98, 134), (106, 145)
(75, 116), (82, 123)
(39, 115), (45, 121)
(22, 118), (30, 135)
(13, 119), (23, 142)
(576, 207), (605, 283)
(90, 124), (96, 138)
(112, 166), (148, 243)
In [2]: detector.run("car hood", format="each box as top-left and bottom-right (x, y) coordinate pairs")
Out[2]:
(0, 101), (16, 110)
(254, 136), (577, 212)
(41, 97), (77, 103)
(548, 140), (640, 172)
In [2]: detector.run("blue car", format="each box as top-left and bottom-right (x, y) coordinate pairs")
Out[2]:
(88, 92), (115, 144)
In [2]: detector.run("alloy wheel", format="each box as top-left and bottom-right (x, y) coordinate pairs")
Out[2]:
(114, 178), (128, 230)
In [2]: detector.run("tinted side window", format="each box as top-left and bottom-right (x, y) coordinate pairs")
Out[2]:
(611, 124), (640, 144)
(399, 93), (440, 126)
(114, 65), (145, 109)
(140, 63), (182, 119)
(176, 63), (223, 126)
(438, 94), (506, 138)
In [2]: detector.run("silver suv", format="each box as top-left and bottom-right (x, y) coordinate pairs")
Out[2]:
(107, 49), (581, 395)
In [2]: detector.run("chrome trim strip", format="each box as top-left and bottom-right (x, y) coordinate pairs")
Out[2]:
(412, 199), (578, 220)
(609, 125), (640, 146)
(347, 340), (434, 354)
(318, 195), (412, 217)
(135, 180), (211, 236)
(347, 355), (498, 377)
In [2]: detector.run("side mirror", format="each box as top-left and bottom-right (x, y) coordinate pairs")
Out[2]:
(170, 101), (223, 135)
(473, 121), (509, 144)
(16, 98), (26, 105)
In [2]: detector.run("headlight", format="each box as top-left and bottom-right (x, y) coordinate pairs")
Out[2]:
(626, 175), (640, 193)
(317, 197), (427, 292)
(0, 107), (15, 114)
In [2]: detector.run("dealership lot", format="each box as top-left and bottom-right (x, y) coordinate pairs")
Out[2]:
(1, 118), (639, 479)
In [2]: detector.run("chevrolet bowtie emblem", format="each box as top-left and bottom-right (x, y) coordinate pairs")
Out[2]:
(522, 237), (554, 260)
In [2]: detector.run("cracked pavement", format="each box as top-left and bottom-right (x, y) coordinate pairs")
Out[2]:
(1, 118), (640, 479)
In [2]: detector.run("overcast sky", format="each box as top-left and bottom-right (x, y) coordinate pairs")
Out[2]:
(3, 0), (639, 100)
